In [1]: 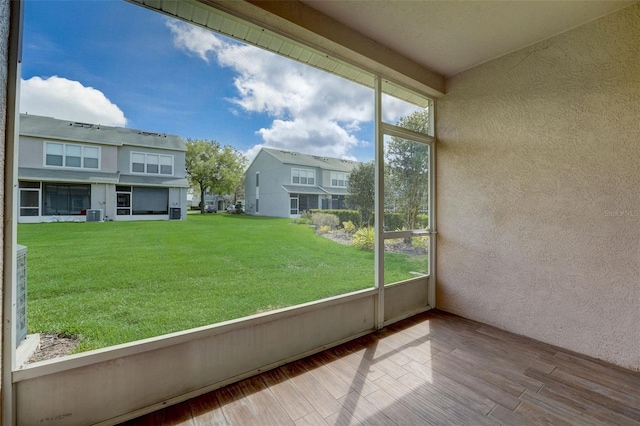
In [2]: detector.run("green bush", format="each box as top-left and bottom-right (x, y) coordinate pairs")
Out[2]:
(309, 209), (361, 228)
(342, 221), (356, 233)
(318, 225), (332, 234)
(291, 217), (312, 225)
(381, 212), (430, 231)
(311, 213), (339, 229)
(352, 227), (375, 250)
(417, 214), (429, 228)
(383, 212), (405, 231)
(412, 235), (430, 251)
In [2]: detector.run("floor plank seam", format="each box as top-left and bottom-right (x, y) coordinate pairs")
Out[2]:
(119, 311), (640, 426)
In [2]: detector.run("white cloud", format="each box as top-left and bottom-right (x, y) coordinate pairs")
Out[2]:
(257, 118), (362, 159)
(244, 144), (264, 164)
(166, 21), (222, 62)
(20, 76), (127, 126)
(167, 21), (373, 159)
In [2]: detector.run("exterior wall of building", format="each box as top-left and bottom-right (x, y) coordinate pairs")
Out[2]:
(18, 136), (119, 172)
(100, 144), (118, 172)
(246, 150), (354, 218)
(245, 151), (290, 217)
(16, 136), (41, 167)
(16, 120), (187, 223)
(168, 187), (187, 219)
(90, 183), (107, 218)
(437, 3), (640, 370)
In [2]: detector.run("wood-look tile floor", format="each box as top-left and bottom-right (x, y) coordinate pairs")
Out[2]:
(120, 310), (640, 425)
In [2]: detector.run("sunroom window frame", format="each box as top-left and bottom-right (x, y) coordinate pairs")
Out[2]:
(3, 1), (439, 424)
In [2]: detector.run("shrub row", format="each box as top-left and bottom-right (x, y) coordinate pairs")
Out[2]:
(383, 213), (429, 231)
(309, 209), (362, 227)
(298, 209), (429, 231)
(310, 213), (340, 229)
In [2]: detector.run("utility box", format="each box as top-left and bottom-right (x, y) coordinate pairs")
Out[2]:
(169, 208), (181, 220)
(16, 245), (27, 347)
(86, 209), (103, 222)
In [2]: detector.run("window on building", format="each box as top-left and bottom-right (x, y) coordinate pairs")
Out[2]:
(131, 152), (173, 175)
(255, 174), (260, 213)
(330, 172), (349, 187)
(65, 145), (82, 167)
(132, 187), (169, 215)
(160, 156), (173, 175)
(45, 142), (100, 169)
(292, 168), (315, 185)
(19, 181), (40, 216)
(131, 153), (145, 173)
(45, 143), (63, 166)
(42, 183), (91, 215)
(146, 154), (159, 174)
(84, 147), (99, 169)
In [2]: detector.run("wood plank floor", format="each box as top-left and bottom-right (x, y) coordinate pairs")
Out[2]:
(119, 310), (640, 425)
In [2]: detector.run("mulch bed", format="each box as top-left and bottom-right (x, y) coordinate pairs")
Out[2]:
(28, 333), (80, 363)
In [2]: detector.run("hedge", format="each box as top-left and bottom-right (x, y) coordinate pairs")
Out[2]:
(308, 209), (429, 231)
(308, 209), (362, 227)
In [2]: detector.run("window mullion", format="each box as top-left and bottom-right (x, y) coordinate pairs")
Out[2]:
(374, 75), (385, 329)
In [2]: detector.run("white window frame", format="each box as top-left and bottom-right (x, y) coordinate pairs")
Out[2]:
(330, 171), (349, 188)
(290, 195), (299, 215)
(44, 141), (101, 170)
(291, 168), (315, 186)
(130, 152), (174, 176)
(18, 182), (41, 217)
(3, 4), (438, 424)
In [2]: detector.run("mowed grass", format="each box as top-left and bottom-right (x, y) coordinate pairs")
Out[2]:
(18, 214), (426, 352)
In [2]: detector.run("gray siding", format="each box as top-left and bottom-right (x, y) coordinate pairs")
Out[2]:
(19, 135), (120, 173)
(17, 137), (42, 168)
(245, 150), (290, 217)
(17, 116), (188, 223)
(245, 149), (358, 218)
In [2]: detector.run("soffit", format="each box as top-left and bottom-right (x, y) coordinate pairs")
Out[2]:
(300, 0), (637, 77)
(128, 0), (437, 103)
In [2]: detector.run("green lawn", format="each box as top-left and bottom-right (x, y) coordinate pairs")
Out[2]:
(18, 214), (427, 352)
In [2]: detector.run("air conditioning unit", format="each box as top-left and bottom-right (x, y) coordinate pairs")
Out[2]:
(86, 209), (103, 222)
(169, 207), (181, 220)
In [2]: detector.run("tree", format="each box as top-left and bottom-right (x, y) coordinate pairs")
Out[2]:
(185, 139), (247, 214)
(385, 109), (430, 230)
(346, 161), (375, 226)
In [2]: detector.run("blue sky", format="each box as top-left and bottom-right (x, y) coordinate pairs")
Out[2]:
(21, 1), (420, 162)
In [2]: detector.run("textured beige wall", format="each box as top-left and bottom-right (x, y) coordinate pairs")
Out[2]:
(0, 0), (9, 411)
(437, 3), (640, 370)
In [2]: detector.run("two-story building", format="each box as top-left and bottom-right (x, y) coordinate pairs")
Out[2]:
(244, 147), (358, 217)
(18, 114), (189, 223)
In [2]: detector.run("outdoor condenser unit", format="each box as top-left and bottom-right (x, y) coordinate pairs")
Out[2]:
(16, 244), (27, 347)
(86, 209), (103, 222)
(169, 207), (181, 220)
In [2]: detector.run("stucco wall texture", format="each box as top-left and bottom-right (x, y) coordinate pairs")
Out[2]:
(0, 0), (9, 392)
(437, 3), (640, 371)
